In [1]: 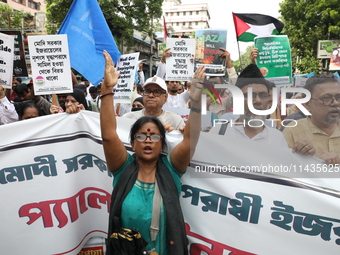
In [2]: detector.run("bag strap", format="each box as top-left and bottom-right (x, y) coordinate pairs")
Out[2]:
(150, 180), (162, 242)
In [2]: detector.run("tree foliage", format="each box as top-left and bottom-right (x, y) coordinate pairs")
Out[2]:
(232, 45), (254, 73)
(279, 0), (340, 73)
(0, 3), (31, 30)
(46, 0), (163, 49)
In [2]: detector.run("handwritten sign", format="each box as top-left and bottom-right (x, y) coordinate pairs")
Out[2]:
(255, 35), (293, 86)
(166, 38), (194, 81)
(28, 34), (72, 95)
(0, 32), (14, 89)
(194, 29), (227, 76)
(114, 52), (140, 104)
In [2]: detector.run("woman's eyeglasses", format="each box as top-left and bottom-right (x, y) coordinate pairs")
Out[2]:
(134, 134), (162, 143)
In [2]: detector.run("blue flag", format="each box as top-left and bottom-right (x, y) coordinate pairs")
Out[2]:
(58, 0), (121, 85)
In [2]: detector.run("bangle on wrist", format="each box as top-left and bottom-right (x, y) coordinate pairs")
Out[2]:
(100, 92), (115, 99)
(190, 107), (201, 113)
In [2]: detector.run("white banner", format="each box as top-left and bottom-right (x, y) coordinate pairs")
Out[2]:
(28, 34), (73, 95)
(1, 111), (340, 254)
(0, 32), (14, 89)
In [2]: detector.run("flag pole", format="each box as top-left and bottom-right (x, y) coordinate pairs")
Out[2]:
(236, 40), (242, 71)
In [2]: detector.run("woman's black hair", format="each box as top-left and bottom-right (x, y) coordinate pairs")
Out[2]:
(66, 88), (89, 110)
(19, 101), (40, 119)
(129, 116), (167, 151)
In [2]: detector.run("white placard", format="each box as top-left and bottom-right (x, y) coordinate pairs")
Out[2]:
(166, 38), (195, 81)
(0, 32), (14, 89)
(114, 52), (140, 103)
(28, 34), (73, 95)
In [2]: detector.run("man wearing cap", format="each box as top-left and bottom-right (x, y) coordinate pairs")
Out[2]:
(209, 64), (287, 147)
(122, 76), (185, 130)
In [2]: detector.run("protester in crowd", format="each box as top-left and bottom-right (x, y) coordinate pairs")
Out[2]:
(10, 76), (21, 102)
(177, 83), (185, 94)
(205, 49), (239, 117)
(19, 101), (40, 120)
(136, 84), (144, 96)
(56, 94), (67, 111)
(286, 93), (305, 116)
(131, 97), (144, 112)
(51, 88), (89, 114)
(89, 86), (98, 100)
(73, 84), (99, 112)
(15, 83), (51, 116)
(184, 81), (191, 91)
(283, 75), (340, 164)
(155, 48), (190, 108)
(163, 79), (189, 108)
(123, 76), (185, 130)
(0, 85), (18, 124)
(280, 110), (307, 131)
(100, 50), (202, 255)
(137, 61), (145, 86)
(209, 64), (288, 147)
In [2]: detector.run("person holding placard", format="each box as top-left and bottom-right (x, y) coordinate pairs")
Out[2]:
(0, 85), (18, 124)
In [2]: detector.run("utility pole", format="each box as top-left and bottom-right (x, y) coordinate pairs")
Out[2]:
(149, 16), (154, 77)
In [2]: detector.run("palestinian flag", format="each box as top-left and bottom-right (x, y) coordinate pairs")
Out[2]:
(232, 12), (284, 42)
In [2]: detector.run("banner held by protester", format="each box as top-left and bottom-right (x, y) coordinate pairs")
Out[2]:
(1, 111), (340, 254)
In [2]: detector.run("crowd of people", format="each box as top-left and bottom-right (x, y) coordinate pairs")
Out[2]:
(1, 46), (340, 254)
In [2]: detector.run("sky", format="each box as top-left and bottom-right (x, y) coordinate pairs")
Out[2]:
(181, 0), (283, 60)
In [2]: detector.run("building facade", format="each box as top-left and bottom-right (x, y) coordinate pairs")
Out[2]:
(162, 0), (210, 38)
(2, 0), (46, 33)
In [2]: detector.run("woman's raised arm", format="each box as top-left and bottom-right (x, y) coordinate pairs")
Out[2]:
(100, 50), (127, 172)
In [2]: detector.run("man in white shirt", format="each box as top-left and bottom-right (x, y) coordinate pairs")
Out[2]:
(209, 64), (287, 147)
(0, 86), (18, 124)
(163, 80), (189, 108)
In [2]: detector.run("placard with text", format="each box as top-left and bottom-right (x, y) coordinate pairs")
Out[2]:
(28, 34), (73, 95)
(254, 35), (293, 86)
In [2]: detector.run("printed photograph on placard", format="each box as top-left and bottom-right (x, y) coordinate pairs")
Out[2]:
(329, 46), (340, 71)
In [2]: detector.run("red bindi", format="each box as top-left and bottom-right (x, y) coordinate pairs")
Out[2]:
(147, 128), (151, 132)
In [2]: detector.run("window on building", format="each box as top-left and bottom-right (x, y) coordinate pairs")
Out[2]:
(177, 12), (180, 16)
(176, 22), (179, 26)
(170, 12), (173, 16)
(190, 11), (192, 15)
(13, 0), (24, 3)
(183, 22), (186, 26)
(28, 0), (40, 10)
(189, 22), (192, 27)
(196, 11), (199, 15)
(195, 21), (198, 25)
(165, 13), (168, 16)
(1, 0), (8, 3)
(183, 11), (186, 16)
